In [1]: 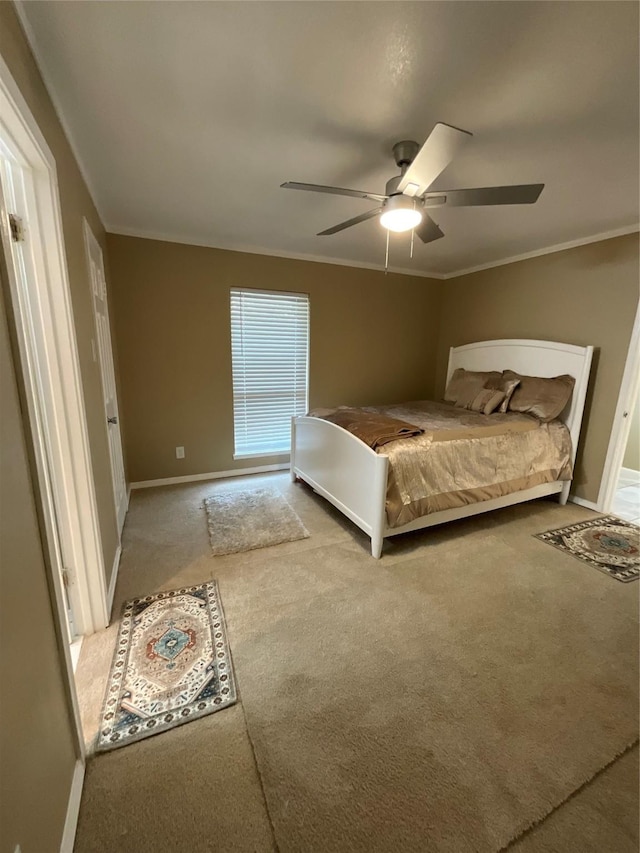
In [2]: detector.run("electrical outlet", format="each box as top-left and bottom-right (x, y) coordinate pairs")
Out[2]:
(175, 446), (185, 459)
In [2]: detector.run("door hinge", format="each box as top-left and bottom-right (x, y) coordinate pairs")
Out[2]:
(9, 214), (24, 243)
(62, 568), (72, 588)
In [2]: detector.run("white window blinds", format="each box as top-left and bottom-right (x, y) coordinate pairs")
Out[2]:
(231, 288), (309, 457)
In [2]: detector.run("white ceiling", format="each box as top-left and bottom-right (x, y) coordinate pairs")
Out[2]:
(18, 1), (640, 277)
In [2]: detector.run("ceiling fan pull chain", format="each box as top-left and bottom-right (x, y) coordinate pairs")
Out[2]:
(384, 228), (390, 274)
(410, 199), (418, 258)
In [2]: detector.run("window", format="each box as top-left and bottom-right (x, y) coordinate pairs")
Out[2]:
(231, 288), (309, 458)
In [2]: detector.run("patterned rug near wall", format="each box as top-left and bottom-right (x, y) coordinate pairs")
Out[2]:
(535, 516), (639, 582)
(204, 487), (309, 555)
(96, 581), (236, 752)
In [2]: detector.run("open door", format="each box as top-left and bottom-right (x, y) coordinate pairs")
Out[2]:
(83, 221), (127, 535)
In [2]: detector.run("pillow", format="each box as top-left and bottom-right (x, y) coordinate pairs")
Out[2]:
(468, 388), (507, 415)
(444, 368), (502, 409)
(503, 370), (575, 422)
(483, 375), (521, 413)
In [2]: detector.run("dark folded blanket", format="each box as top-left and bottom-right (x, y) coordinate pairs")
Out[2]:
(322, 408), (424, 450)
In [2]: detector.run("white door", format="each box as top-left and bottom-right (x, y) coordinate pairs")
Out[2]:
(0, 156), (79, 642)
(83, 221), (127, 534)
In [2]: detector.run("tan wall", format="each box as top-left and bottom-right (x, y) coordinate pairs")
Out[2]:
(435, 234), (640, 503)
(106, 234), (442, 482)
(0, 2), (120, 586)
(622, 391), (640, 471)
(0, 275), (77, 853)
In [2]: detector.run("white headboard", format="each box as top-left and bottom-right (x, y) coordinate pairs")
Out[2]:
(447, 339), (594, 465)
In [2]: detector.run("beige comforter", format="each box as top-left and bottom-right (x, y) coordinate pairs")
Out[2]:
(311, 401), (573, 528)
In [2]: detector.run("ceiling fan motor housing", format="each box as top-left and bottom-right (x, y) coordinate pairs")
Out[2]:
(385, 175), (403, 196)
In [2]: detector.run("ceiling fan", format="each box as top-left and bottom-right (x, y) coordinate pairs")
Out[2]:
(281, 123), (544, 245)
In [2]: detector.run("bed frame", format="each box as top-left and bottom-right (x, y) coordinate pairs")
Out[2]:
(290, 339), (594, 557)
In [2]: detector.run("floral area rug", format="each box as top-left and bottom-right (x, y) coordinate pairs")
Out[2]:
(535, 516), (639, 582)
(204, 487), (309, 555)
(96, 581), (236, 752)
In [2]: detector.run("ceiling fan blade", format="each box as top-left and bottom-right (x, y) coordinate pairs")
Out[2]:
(281, 181), (387, 203)
(425, 184), (544, 207)
(317, 207), (382, 236)
(415, 214), (445, 244)
(398, 123), (472, 197)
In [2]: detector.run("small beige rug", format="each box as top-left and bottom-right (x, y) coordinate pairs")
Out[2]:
(204, 487), (309, 555)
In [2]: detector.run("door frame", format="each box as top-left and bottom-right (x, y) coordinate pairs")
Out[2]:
(0, 56), (108, 638)
(598, 298), (640, 512)
(0, 48), (108, 755)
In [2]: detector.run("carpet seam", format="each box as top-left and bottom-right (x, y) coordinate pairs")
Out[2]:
(237, 689), (281, 853)
(498, 738), (640, 851)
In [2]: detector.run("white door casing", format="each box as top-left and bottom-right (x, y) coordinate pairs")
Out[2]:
(598, 298), (640, 512)
(0, 163), (77, 645)
(83, 219), (127, 535)
(0, 66), (110, 645)
(0, 151), (108, 646)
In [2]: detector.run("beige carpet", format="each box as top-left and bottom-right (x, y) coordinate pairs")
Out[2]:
(74, 473), (639, 852)
(204, 486), (309, 555)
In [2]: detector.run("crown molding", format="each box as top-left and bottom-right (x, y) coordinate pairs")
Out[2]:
(106, 225), (447, 279)
(442, 224), (640, 279)
(108, 222), (640, 282)
(14, 0), (108, 227)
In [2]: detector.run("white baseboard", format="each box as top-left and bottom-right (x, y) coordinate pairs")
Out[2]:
(619, 466), (640, 485)
(569, 495), (599, 511)
(107, 543), (122, 617)
(130, 462), (290, 490)
(60, 759), (85, 853)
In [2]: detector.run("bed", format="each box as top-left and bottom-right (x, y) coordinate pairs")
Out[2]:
(290, 339), (593, 557)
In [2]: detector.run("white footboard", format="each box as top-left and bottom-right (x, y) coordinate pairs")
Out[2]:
(291, 416), (389, 557)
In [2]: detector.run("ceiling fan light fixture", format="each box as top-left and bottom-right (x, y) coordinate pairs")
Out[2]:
(380, 208), (423, 232)
(380, 195), (423, 233)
